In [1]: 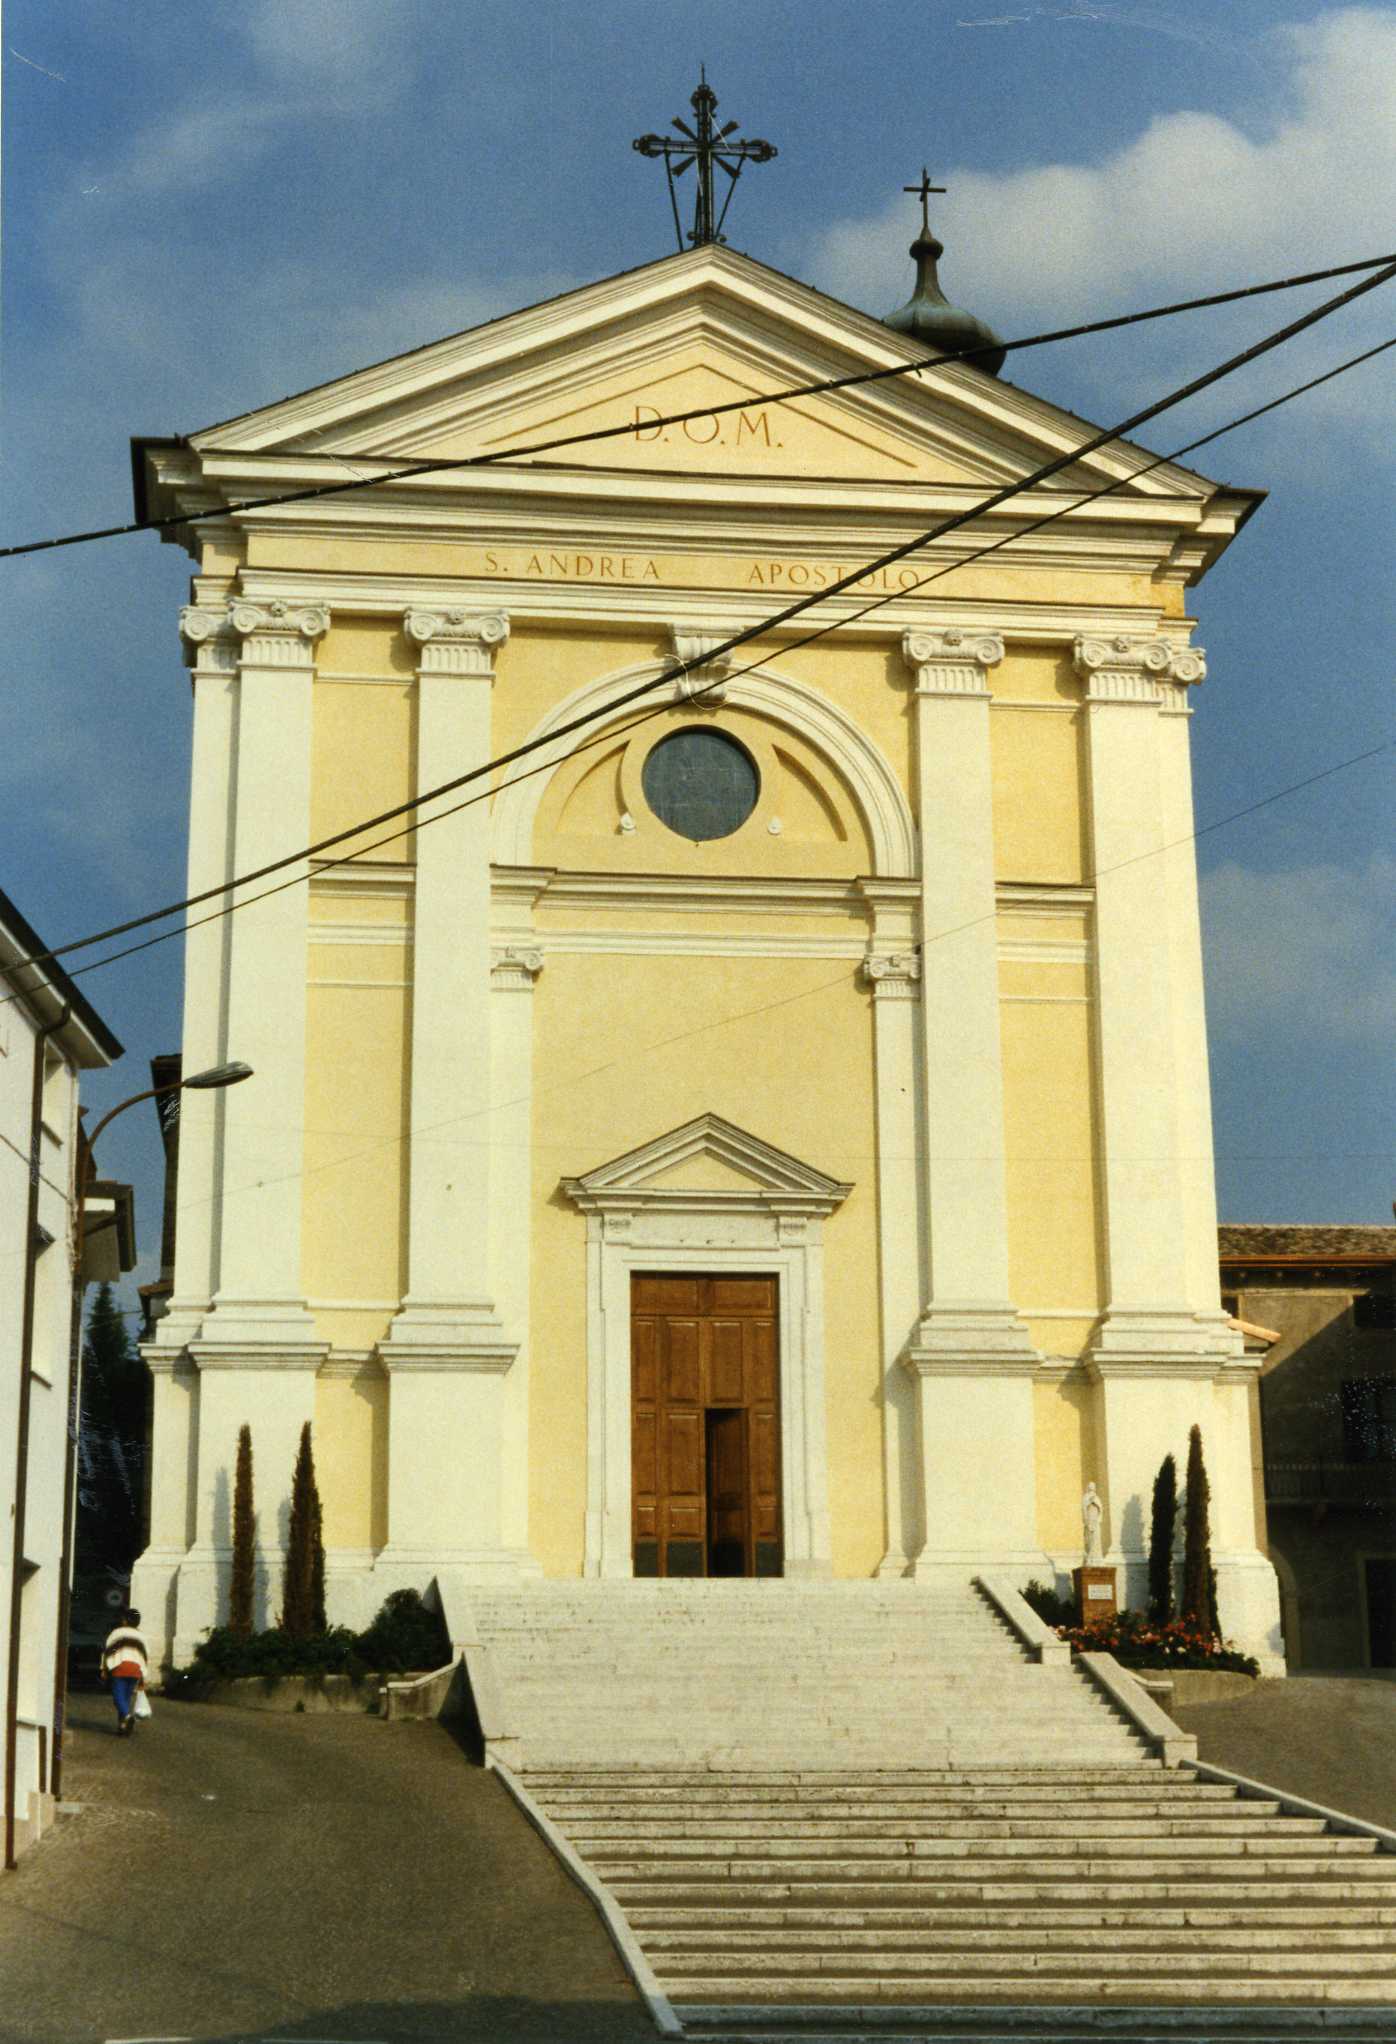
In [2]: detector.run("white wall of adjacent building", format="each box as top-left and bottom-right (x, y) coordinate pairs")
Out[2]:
(1, 896), (130, 1866)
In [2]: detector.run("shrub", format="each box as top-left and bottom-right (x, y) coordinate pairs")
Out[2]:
(1147, 1453), (1178, 1624)
(229, 1425), (255, 1639)
(354, 1588), (451, 1674)
(164, 1587), (449, 1695)
(1022, 1578), (1075, 1627)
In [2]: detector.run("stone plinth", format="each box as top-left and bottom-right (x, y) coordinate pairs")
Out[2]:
(1074, 1564), (1119, 1627)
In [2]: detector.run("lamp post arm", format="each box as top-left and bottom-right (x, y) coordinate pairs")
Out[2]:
(84, 1077), (184, 1154)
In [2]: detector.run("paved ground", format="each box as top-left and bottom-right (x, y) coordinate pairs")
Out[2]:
(1172, 1673), (1396, 1831)
(0, 1689), (656, 2044)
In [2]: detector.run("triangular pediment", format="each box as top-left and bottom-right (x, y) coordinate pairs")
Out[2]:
(184, 246), (1220, 502)
(561, 1112), (852, 1213)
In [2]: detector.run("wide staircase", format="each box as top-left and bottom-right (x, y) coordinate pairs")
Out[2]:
(462, 1581), (1396, 2036)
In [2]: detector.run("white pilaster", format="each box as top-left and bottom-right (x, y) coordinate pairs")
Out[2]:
(1074, 634), (1237, 1365)
(857, 892), (925, 1578)
(127, 1355), (198, 1668)
(1156, 651), (1233, 1324)
(901, 631), (1038, 1366)
(381, 608), (513, 1356)
(491, 944), (545, 1576)
(377, 609), (520, 1578)
(154, 608), (239, 1352)
(897, 631), (1040, 1580)
(199, 599), (328, 1356)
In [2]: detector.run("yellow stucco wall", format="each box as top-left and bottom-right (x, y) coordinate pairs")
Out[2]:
(1034, 1375), (1097, 1552)
(310, 672), (415, 861)
(527, 950), (881, 1578)
(288, 609), (1126, 1569)
(315, 1371), (389, 1552)
(301, 966), (410, 1316)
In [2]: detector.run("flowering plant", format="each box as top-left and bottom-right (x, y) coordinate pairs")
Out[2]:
(1056, 1608), (1258, 1676)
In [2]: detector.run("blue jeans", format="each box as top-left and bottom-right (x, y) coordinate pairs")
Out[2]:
(111, 1676), (138, 1722)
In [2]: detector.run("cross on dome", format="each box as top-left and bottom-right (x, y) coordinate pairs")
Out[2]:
(903, 168), (947, 236)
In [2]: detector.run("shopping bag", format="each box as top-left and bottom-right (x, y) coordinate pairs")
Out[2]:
(133, 1689), (153, 1720)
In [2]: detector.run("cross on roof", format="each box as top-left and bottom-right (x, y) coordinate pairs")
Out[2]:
(904, 167), (947, 235)
(633, 72), (777, 252)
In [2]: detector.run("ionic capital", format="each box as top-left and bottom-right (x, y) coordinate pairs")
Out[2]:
(860, 949), (922, 999)
(405, 608), (510, 678)
(491, 945), (544, 990)
(1073, 634), (1206, 705)
(902, 629), (1003, 697)
(228, 600), (330, 668)
(179, 604), (239, 673)
(669, 625), (736, 706)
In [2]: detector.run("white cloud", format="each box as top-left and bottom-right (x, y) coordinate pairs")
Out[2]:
(110, 99), (282, 199)
(70, 1), (418, 204)
(242, 0), (417, 108)
(807, 8), (1396, 446)
(1200, 852), (1396, 1043)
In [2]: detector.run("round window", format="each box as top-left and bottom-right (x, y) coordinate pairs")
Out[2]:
(641, 728), (760, 842)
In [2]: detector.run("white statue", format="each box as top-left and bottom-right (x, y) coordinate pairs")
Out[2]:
(1082, 1482), (1104, 1565)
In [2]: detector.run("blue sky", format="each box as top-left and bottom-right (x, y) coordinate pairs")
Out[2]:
(4, 1), (1393, 1315)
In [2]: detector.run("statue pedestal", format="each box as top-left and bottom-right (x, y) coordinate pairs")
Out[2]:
(1073, 1565), (1118, 1628)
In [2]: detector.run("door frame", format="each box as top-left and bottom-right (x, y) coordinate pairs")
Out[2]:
(562, 1114), (852, 1581)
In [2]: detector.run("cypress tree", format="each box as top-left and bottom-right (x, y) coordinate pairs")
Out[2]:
(76, 1281), (144, 1575)
(281, 1422), (323, 1640)
(1182, 1423), (1214, 1632)
(229, 1425), (255, 1637)
(310, 1488), (327, 1636)
(1147, 1453), (1178, 1622)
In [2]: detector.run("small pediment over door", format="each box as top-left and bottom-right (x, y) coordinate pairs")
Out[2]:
(560, 1113), (852, 1219)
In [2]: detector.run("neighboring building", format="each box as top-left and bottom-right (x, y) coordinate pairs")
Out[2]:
(1, 889), (133, 1866)
(1220, 1225), (1396, 1672)
(130, 225), (1285, 1673)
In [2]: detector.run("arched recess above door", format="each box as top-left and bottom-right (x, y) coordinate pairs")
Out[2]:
(492, 659), (917, 878)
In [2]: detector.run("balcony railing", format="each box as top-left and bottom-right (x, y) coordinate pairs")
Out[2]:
(1265, 1460), (1396, 1508)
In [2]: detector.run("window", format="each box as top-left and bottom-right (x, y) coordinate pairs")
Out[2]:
(1341, 1378), (1396, 1463)
(642, 728), (759, 842)
(1353, 1288), (1396, 1332)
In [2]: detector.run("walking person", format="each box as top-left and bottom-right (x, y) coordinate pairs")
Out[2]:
(101, 1608), (149, 1736)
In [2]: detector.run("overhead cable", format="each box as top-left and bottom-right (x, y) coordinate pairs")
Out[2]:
(8, 319), (1393, 1007)
(2, 252), (1394, 562)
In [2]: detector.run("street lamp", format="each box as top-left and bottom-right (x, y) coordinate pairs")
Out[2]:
(45, 1057), (254, 1811)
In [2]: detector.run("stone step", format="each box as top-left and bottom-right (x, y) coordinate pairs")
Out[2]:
(567, 1814), (1310, 1841)
(587, 1836), (1378, 1870)
(524, 1751), (1153, 1771)
(539, 1794), (1254, 1819)
(675, 2011), (1396, 2042)
(605, 1876), (1396, 1907)
(656, 1948), (1396, 1979)
(662, 1975), (1396, 2005)
(627, 1903), (1396, 1930)
(524, 1767), (1171, 1785)
(642, 1925), (1396, 1954)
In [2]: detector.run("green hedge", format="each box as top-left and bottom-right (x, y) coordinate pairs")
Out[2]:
(165, 1588), (451, 1696)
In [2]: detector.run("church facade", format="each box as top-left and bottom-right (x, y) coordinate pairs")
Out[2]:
(131, 242), (1285, 1673)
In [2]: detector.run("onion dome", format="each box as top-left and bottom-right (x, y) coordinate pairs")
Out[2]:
(885, 176), (1005, 376)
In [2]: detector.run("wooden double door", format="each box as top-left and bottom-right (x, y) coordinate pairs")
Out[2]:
(631, 1274), (782, 1578)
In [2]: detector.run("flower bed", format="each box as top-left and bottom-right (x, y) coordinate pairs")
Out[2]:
(1055, 1609), (1259, 1676)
